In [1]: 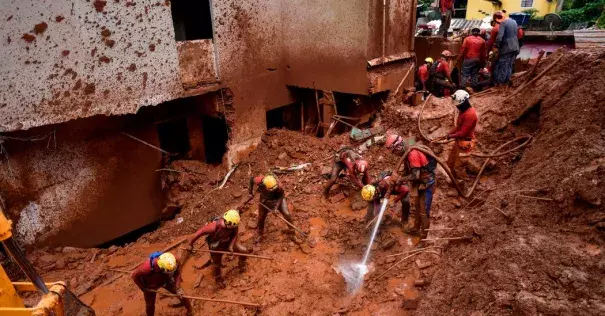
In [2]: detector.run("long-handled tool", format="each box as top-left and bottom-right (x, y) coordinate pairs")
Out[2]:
(258, 201), (308, 238)
(181, 248), (273, 260)
(149, 289), (260, 308)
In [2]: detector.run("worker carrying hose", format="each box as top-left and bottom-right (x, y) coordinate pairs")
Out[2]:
(131, 252), (193, 316)
(184, 210), (251, 289)
(361, 171), (410, 225)
(443, 90), (478, 183)
(393, 138), (437, 237)
(248, 174), (297, 243)
(323, 147), (371, 199)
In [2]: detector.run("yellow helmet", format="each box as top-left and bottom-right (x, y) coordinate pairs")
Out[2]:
(361, 185), (376, 202)
(223, 210), (240, 227)
(425, 57), (434, 64)
(157, 252), (177, 273)
(262, 175), (278, 190)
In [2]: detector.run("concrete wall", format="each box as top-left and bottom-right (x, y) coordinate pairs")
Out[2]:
(0, 116), (164, 247)
(0, 0), (186, 132)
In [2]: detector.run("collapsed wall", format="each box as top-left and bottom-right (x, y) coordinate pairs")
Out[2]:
(417, 49), (605, 315)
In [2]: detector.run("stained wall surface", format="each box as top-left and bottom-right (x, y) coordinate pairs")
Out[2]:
(0, 0), (183, 132)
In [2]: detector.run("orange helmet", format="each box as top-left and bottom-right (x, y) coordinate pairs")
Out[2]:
(441, 50), (452, 57)
(385, 134), (401, 149)
(355, 160), (368, 173)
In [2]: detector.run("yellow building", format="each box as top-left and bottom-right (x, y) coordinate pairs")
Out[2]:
(465, 0), (558, 20)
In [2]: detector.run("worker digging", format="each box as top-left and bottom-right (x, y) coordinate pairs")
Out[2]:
(247, 174), (299, 243)
(323, 146), (371, 199)
(1, 2), (602, 315)
(183, 210), (250, 289)
(131, 252), (193, 316)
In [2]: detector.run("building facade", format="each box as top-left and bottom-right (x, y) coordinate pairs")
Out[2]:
(465, 0), (558, 20)
(0, 0), (417, 247)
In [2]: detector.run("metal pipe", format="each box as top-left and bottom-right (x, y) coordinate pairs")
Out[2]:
(2, 238), (49, 295)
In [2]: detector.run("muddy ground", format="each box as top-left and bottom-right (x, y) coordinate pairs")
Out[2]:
(16, 49), (605, 315)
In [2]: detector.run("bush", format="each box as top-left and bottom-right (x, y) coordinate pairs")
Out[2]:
(522, 8), (540, 19)
(559, 0), (605, 28)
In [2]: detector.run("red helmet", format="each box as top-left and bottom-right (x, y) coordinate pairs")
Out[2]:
(385, 134), (400, 149)
(441, 50), (452, 57)
(355, 160), (368, 173)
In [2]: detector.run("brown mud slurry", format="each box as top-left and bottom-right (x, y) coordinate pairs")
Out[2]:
(23, 50), (605, 315)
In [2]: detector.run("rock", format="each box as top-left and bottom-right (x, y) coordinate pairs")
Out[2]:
(415, 259), (432, 269)
(232, 190), (243, 198)
(247, 221), (258, 229)
(351, 201), (367, 211)
(386, 257), (396, 264)
(278, 152), (288, 160)
(382, 238), (397, 250)
(299, 243), (311, 254)
(38, 255), (55, 266)
(414, 279), (428, 287)
(55, 258), (67, 270)
(69, 277), (78, 289)
(402, 297), (420, 309)
(330, 193), (346, 203)
(62, 247), (79, 254)
(452, 199), (462, 208)
(320, 166), (332, 175)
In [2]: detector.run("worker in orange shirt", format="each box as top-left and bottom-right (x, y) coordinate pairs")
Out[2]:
(444, 90), (478, 183)
(415, 57), (433, 93)
(457, 28), (486, 89)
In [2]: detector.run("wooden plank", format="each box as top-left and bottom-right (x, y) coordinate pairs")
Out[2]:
(573, 33), (605, 38)
(574, 38), (605, 43)
(575, 43), (605, 49)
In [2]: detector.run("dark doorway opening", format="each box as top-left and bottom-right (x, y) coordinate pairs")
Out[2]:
(170, 0), (213, 41)
(97, 221), (161, 248)
(202, 115), (229, 164)
(157, 118), (191, 157)
(266, 103), (303, 131)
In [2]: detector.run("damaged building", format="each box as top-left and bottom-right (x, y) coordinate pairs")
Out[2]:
(0, 0), (417, 247)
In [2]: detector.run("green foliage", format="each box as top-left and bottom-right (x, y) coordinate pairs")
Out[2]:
(522, 8), (540, 19)
(559, 0), (605, 28)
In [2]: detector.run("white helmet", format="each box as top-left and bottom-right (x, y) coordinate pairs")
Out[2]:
(452, 90), (470, 106)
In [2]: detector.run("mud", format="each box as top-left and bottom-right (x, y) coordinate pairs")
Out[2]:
(10, 50), (604, 315)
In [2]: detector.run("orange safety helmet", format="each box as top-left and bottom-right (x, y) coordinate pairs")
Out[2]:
(355, 159), (368, 173)
(385, 134), (401, 149)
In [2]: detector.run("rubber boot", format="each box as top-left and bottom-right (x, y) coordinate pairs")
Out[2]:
(420, 214), (430, 239)
(212, 265), (226, 289)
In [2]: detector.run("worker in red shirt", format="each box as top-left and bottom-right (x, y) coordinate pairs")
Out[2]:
(438, 0), (455, 40)
(457, 28), (486, 88)
(430, 50), (455, 97)
(361, 171), (410, 225)
(131, 252), (193, 316)
(415, 57), (433, 92)
(444, 90), (478, 182)
(486, 12), (503, 52)
(248, 174), (296, 243)
(323, 147), (371, 198)
(184, 210), (250, 289)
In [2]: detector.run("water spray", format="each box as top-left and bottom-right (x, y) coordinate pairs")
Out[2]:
(339, 198), (389, 293)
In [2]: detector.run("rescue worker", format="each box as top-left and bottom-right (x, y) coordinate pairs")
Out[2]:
(361, 172), (410, 225)
(323, 147), (370, 198)
(184, 210), (250, 289)
(248, 174), (296, 243)
(415, 57), (433, 93)
(395, 139), (437, 237)
(438, 0), (454, 40)
(493, 12), (519, 85)
(131, 252), (193, 316)
(445, 90), (478, 182)
(429, 50), (455, 97)
(457, 28), (486, 89)
(486, 12), (503, 86)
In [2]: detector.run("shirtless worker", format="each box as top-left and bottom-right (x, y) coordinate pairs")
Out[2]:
(131, 252), (193, 316)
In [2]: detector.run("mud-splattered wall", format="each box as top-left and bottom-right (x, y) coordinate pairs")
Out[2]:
(0, 0), (183, 132)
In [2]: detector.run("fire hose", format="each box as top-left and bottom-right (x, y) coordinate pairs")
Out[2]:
(398, 94), (533, 198)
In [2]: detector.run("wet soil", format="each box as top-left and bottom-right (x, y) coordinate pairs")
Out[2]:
(19, 49), (605, 315)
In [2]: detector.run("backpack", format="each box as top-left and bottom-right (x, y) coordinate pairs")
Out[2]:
(428, 61), (440, 77)
(149, 251), (163, 272)
(424, 155), (438, 173)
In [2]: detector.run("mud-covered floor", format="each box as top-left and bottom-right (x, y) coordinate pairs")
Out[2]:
(17, 49), (605, 316)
